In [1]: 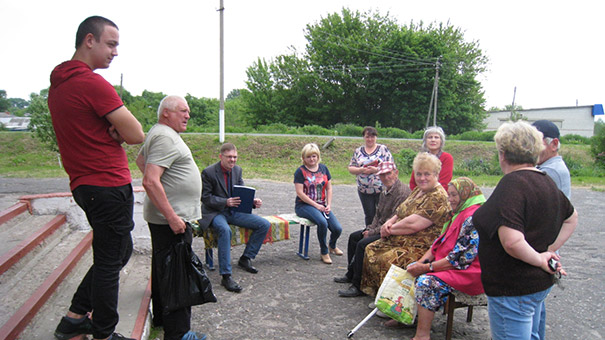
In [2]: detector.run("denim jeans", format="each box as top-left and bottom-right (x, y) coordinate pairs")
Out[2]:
(148, 223), (192, 340)
(70, 184), (135, 339)
(488, 286), (552, 340)
(295, 204), (342, 255)
(346, 229), (380, 288)
(357, 191), (380, 226)
(211, 211), (271, 275)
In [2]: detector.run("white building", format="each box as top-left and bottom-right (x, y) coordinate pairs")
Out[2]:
(483, 104), (604, 137)
(0, 112), (31, 131)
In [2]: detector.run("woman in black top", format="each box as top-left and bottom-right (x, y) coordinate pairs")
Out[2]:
(473, 121), (577, 340)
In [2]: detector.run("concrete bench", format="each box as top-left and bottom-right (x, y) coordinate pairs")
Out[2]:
(194, 213), (317, 270)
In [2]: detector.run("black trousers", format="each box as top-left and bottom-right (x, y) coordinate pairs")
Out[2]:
(346, 229), (381, 288)
(148, 222), (193, 340)
(357, 191), (380, 226)
(70, 184), (134, 339)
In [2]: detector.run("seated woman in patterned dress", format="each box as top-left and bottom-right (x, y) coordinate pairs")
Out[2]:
(360, 152), (451, 296)
(389, 177), (486, 338)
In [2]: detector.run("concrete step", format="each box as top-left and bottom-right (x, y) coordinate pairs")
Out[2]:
(0, 214), (66, 275)
(18, 251), (152, 340)
(0, 196), (152, 340)
(0, 202), (28, 226)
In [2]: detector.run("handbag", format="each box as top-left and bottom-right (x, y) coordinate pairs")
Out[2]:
(374, 264), (417, 325)
(158, 231), (217, 313)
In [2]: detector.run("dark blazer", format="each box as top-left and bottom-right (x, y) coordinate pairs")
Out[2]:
(199, 161), (244, 229)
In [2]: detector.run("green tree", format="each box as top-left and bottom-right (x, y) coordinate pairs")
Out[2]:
(505, 104), (525, 121)
(0, 90), (10, 112)
(186, 94), (218, 127)
(241, 8), (488, 134)
(9, 98), (29, 111)
(28, 89), (59, 152)
(242, 58), (279, 126)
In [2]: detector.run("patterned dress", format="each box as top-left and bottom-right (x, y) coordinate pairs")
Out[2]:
(360, 185), (451, 296)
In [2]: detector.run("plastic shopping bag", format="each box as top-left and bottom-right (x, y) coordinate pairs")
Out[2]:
(374, 264), (417, 325)
(158, 234), (217, 313)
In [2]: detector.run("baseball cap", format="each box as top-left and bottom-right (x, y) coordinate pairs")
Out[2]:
(532, 120), (560, 139)
(376, 161), (396, 175)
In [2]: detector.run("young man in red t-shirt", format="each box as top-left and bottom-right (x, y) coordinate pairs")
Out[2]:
(48, 16), (144, 340)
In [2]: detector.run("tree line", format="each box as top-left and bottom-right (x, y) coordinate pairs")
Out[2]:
(3, 8), (492, 138)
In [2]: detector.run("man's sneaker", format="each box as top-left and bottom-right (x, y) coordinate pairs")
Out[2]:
(54, 316), (92, 340)
(181, 330), (207, 340)
(108, 333), (135, 340)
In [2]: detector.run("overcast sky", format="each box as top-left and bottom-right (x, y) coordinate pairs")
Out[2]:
(1, 0), (603, 111)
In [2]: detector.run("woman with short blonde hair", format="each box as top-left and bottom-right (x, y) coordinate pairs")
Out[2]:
(360, 152), (451, 296)
(294, 143), (343, 264)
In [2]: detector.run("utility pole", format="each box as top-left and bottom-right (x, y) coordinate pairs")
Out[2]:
(433, 57), (440, 127)
(425, 56), (441, 128)
(218, 0), (225, 143)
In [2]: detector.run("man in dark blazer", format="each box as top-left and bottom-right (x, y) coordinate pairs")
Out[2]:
(200, 143), (271, 293)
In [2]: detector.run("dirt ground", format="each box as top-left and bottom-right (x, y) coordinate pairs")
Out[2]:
(0, 177), (603, 339)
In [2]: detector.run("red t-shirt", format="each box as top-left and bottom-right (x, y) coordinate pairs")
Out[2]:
(48, 60), (131, 190)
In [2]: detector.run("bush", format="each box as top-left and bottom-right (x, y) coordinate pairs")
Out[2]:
(591, 121), (605, 167)
(256, 123), (292, 134)
(296, 125), (334, 136)
(411, 130), (424, 139)
(394, 148), (417, 172)
(333, 123), (363, 137)
(380, 127), (413, 139)
(450, 130), (496, 142)
(455, 153), (501, 176)
(561, 134), (590, 145)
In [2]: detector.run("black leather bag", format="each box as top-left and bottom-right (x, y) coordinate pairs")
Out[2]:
(159, 231), (217, 313)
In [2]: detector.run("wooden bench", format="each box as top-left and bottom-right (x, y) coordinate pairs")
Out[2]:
(193, 213), (317, 270)
(443, 291), (487, 340)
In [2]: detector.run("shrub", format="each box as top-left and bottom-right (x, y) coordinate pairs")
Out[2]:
(561, 134), (590, 145)
(450, 130), (496, 142)
(380, 127), (413, 139)
(455, 153), (501, 176)
(256, 123), (292, 134)
(297, 125), (333, 136)
(333, 123), (363, 137)
(411, 130), (424, 139)
(395, 148), (417, 172)
(591, 121), (605, 168)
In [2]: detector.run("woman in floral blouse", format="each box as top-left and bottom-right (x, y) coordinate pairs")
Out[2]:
(347, 126), (394, 226)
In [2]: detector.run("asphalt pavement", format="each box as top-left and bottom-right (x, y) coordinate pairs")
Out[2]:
(0, 177), (603, 339)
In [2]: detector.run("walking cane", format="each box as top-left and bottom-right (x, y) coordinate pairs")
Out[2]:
(347, 307), (378, 338)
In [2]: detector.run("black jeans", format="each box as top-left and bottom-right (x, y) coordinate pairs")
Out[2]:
(357, 191), (380, 226)
(148, 223), (193, 340)
(346, 229), (381, 288)
(70, 184), (134, 339)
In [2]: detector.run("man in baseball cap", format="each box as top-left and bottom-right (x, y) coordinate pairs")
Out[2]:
(532, 120), (571, 198)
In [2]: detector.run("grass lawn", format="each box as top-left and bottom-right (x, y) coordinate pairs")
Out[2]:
(1, 132), (603, 190)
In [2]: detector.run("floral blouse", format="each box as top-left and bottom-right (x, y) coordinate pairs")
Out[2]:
(349, 144), (393, 194)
